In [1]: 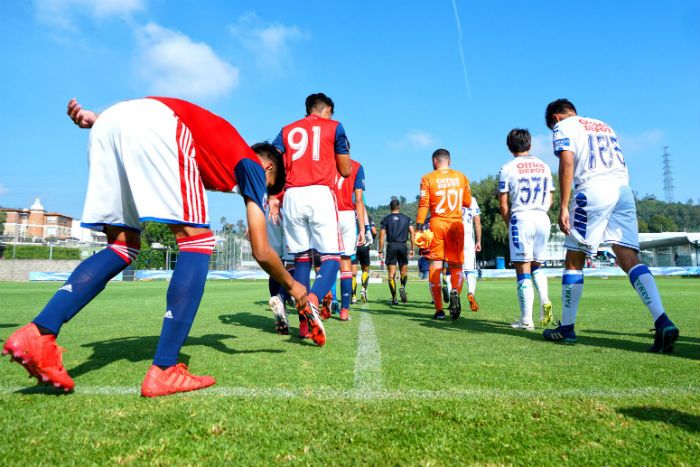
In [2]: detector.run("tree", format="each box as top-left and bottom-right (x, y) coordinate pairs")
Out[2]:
(648, 214), (678, 233)
(0, 210), (5, 235)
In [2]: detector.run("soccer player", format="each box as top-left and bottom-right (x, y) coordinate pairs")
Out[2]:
(378, 198), (415, 304)
(266, 193), (295, 335)
(416, 149), (472, 320)
(335, 158), (367, 320)
(353, 209), (375, 303)
(272, 93), (351, 343)
(461, 197), (482, 311)
(543, 99), (679, 352)
(2, 97), (308, 397)
(498, 129), (554, 330)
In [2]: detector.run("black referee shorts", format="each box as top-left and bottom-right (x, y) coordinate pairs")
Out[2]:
(385, 242), (408, 267)
(355, 245), (371, 267)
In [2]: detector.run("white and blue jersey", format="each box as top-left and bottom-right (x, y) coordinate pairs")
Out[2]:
(553, 116), (639, 255)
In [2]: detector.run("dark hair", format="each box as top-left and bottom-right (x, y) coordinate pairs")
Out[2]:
(432, 148), (450, 160)
(545, 98), (577, 129)
(506, 128), (531, 154)
(251, 142), (285, 196)
(305, 93), (334, 116)
(389, 198), (400, 210)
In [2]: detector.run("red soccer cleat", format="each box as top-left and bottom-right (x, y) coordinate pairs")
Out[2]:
(339, 308), (350, 321)
(320, 291), (333, 320)
(141, 363), (216, 398)
(297, 298), (326, 346)
(299, 313), (309, 338)
(2, 323), (74, 392)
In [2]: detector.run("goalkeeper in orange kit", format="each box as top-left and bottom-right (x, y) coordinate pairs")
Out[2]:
(416, 149), (472, 320)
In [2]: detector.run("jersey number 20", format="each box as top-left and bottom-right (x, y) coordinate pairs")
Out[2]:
(288, 126), (321, 161)
(435, 188), (463, 214)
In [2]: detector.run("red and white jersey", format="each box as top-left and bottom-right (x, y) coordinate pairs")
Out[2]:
(335, 160), (365, 211)
(148, 97), (260, 193)
(272, 115), (350, 189)
(552, 116), (628, 189)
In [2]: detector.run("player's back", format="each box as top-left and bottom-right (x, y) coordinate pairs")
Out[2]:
(279, 115), (348, 189)
(421, 168), (470, 222)
(499, 156), (553, 214)
(336, 159), (363, 211)
(553, 116), (628, 189)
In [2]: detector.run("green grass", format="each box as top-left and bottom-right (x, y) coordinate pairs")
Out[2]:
(0, 277), (698, 466)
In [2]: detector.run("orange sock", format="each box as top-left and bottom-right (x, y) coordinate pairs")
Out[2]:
(449, 266), (463, 294)
(429, 266), (443, 311)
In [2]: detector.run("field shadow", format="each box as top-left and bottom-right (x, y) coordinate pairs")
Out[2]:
(0, 323), (19, 329)
(219, 312), (317, 347)
(588, 329), (700, 346)
(618, 407), (700, 433)
(68, 333), (282, 379)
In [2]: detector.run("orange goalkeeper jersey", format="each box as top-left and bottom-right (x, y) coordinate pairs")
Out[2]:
(416, 168), (471, 224)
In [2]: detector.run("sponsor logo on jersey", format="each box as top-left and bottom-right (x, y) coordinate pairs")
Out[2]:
(436, 177), (462, 189)
(498, 181), (506, 190)
(59, 284), (72, 293)
(554, 138), (570, 147)
(164, 310), (174, 319)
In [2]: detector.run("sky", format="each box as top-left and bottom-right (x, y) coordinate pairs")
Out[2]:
(1, 0), (698, 228)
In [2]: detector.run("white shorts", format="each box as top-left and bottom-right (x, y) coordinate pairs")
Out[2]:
(564, 183), (639, 255)
(338, 210), (358, 257)
(463, 237), (476, 270)
(282, 185), (342, 255)
(81, 99), (209, 231)
(509, 210), (550, 263)
(266, 214), (293, 262)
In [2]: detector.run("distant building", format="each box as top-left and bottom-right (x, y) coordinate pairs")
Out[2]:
(71, 219), (107, 244)
(639, 232), (700, 267)
(2, 198), (73, 241)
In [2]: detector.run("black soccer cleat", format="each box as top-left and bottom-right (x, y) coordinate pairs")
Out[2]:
(441, 281), (450, 304)
(649, 325), (679, 354)
(389, 298), (399, 305)
(448, 290), (461, 320)
(399, 287), (407, 303)
(433, 310), (446, 320)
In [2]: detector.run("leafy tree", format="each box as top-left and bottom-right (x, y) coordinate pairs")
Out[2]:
(0, 210), (5, 235)
(647, 214), (678, 233)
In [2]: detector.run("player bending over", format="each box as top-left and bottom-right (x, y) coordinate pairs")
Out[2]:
(498, 129), (554, 330)
(543, 99), (678, 352)
(416, 149), (472, 320)
(3, 97), (307, 397)
(265, 192), (296, 335)
(379, 198), (415, 304)
(272, 93), (351, 345)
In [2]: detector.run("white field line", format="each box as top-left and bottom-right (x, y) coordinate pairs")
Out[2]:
(1, 385), (698, 399)
(353, 304), (382, 392)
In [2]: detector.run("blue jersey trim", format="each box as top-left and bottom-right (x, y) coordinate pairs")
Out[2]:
(80, 222), (141, 233)
(354, 164), (365, 190)
(335, 123), (350, 154)
(139, 217), (210, 228)
(271, 131), (285, 154)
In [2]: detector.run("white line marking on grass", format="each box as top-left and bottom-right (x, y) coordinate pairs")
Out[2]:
(2, 386), (699, 399)
(353, 305), (382, 393)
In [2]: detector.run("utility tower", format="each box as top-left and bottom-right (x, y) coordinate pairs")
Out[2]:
(662, 146), (674, 203)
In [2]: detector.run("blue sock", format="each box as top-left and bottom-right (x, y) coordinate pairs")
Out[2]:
(33, 247), (132, 335)
(294, 252), (312, 292)
(331, 281), (338, 301)
(310, 255), (340, 301)
(654, 313), (674, 330)
(340, 270), (353, 309)
(153, 251), (209, 367)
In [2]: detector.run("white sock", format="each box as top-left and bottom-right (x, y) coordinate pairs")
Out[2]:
(561, 270), (584, 326)
(517, 274), (534, 325)
(531, 267), (550, 304)
(628, 264), (665, 321)
(464, 270), (477, 295)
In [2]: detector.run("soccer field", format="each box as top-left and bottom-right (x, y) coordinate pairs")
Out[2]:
(0, 277), (698, 466)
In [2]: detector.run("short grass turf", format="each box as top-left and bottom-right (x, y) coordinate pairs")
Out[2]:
(0, 276), (698, 466)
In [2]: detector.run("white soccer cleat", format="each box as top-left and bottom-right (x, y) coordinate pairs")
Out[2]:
(510, 320), (535, 331)
(268, 295), (289, 334)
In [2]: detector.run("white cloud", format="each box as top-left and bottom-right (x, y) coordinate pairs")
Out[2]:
(229, 12), (310, 72)
(618, 129), (665, 154)
(35, 0), (145, 29)
(389, 130), (436, 150)
(135, 23), (239, 101)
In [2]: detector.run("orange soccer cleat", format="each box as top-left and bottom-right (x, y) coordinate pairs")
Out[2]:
(467, 293), (479, 312)
(297, 297), (326, 346)
(320, 291), (333, 320)
(2, 323), (74, 392)
(339, 308), (350, 321)
(141, 363), (216, 398)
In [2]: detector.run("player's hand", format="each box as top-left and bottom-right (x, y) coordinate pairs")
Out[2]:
(364, 230), (373, 246)
(558, 208), (571, 235)
(378, 251), (384, 260)
(288, 280), (307, 308)
(267, 197), (281, 225)
(409, 249), (415, 258)
(67, 98), (98, 128)
(475, 241), (481, 252)
(357, 231), (365, 246)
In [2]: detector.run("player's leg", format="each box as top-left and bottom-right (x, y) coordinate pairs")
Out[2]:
(511, 261), (535, 330)
(462, 238), (479, 312)
(359, 246), (371, 303)
(445, 222), (465, 320)
(531, 262), (552, 325)
(339, 257), (353, 319)
(337, 210), (357, 320)
(543, 250), (585, 343)
(429, 259), (445, 319)
(351, 261), (358, 304)
(387, 264), (398, 304)
(398, 247), (409, 303)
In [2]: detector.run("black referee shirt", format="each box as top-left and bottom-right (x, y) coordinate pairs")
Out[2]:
(380, 213), (413, 243)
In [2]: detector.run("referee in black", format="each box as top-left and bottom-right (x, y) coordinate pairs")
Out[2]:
(379, 198), (415, 304)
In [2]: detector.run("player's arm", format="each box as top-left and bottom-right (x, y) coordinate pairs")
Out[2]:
(334, 123), (352, 177)
(462, 176), (472, 208)
(558, 151), (575, 235)
(416, 176), (430, 226)
(408, 224), (416, 256)
(267, 194), (281, 224)
(67, 98), (99, 128)
(474, 214), (482, 252)
(246, 199), (307, 307)
(498, 193), (510, 225)
(378, 227), (385, 260)
(354, 188), (366, 246)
